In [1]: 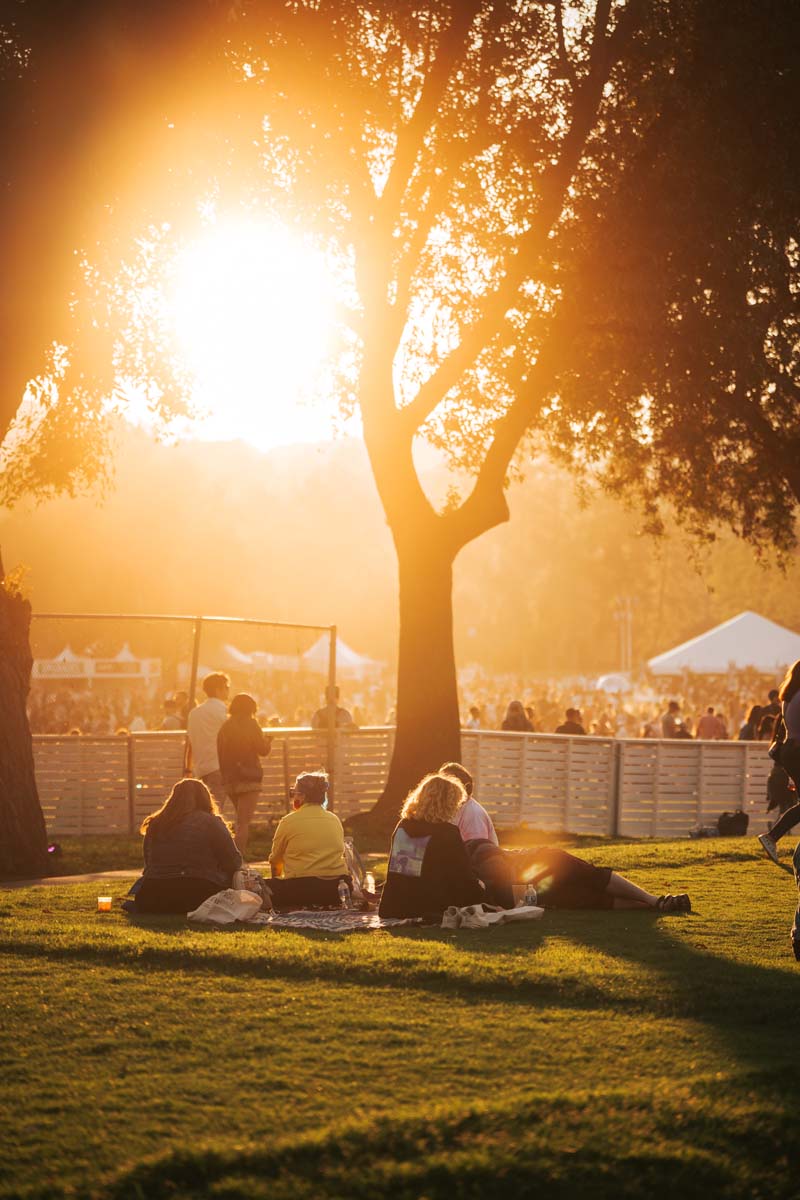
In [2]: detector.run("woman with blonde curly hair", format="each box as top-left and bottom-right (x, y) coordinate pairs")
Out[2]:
(379, 772), (485, 919)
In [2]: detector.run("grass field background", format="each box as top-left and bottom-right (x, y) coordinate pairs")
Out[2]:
(2, 837), (799, 1199)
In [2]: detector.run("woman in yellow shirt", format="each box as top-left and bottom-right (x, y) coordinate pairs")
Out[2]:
(268, 771), (350, 909)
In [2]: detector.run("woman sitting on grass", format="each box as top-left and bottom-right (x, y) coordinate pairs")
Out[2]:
(268, 771), (351, 909)
(379, 772), (486, 920)
(135, 778), (242, 914)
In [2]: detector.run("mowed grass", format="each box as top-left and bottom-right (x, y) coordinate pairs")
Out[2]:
(1, 839), (799, 1199)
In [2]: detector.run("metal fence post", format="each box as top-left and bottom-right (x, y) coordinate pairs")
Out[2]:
(326, 625), (337, 807)
(127, 734), (136, 835)
(188, 616), (203, 711)
(610, 740), (622, 837)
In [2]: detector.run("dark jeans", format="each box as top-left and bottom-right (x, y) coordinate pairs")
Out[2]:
(135, 876), (220, 914)
(772, 742), (800, 841)
(465, 840), (614, 910)
(268, 874), (351, 911)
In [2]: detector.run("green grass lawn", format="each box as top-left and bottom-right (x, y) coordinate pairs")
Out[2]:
(1, 838), (799, 1199)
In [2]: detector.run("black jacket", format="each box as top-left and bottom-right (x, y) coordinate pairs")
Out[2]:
(217, 716), (271, 786)
(379, 818), (485, 919)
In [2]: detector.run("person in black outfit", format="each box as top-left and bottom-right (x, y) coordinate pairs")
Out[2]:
(217, 693), (271, 855)
(738, 704), (763, 741)
(135, 778), (242, 914)
(465, 839), (690, 913)
(379, 773), (486, 920)
(502, 700), (534, 732)
(555, 707), (586, 735)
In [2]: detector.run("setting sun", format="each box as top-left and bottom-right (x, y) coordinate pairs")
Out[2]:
(169, 219), (338, 448)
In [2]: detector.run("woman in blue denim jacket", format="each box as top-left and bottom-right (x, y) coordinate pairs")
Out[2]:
(135, 778), (242, 914)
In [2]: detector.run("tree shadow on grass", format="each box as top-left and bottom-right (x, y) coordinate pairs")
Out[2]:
(62, 1082), (800, 1200)
(546, 908), (800, 1111)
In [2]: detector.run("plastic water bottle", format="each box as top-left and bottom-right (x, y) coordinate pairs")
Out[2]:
(338, 880), (351, 909)
(523, 885), (537, 908)
(365, 872), (376, 895)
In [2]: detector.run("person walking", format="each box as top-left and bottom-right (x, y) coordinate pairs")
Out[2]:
(758, 661), (800, 863)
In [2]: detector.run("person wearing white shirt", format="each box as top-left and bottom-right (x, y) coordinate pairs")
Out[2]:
(187, 672), (230, 799)
(439, 761), (498, 845)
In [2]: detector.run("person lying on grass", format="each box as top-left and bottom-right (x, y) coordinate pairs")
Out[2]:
(268, 771), (352, 910)
(135, 778), (243, 914)
(439, 762), (692, 916)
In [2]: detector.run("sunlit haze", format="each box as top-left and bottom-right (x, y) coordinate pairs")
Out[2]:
(169, 219), (341, 449)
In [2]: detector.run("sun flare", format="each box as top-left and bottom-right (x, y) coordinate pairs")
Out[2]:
(169, 219), (337, 449)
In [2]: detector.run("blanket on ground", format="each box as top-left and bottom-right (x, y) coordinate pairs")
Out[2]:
(242, 910), (420, 932)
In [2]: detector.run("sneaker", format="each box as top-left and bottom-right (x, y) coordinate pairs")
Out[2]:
(758, 833), (780, 864)
(674, 893), (692, 914)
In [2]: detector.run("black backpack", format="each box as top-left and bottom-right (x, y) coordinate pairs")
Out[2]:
(717, 810), (749, 836)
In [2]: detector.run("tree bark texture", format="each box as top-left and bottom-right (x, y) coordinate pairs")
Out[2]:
(0, 587), (48, 878)
(367, 540), (461, 829)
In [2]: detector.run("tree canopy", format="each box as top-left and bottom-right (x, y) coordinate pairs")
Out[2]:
(2, 0), (799, 823)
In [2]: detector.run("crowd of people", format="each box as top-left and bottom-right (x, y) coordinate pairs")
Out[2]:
(132, 765), (691, 920)
(26, 678), (391, 735)
(130, 658), (800, 959)
(126, 658), (800, 955)
(28, 667), (784, 744)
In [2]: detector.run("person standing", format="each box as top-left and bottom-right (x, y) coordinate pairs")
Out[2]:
(555, 708), (586, 735)
(697, 707), (724, 739)
(758, 661), (800, 863)
(159, 696), (183, 731)
(311, 685), (355, 729)
(738, 705), (763, 741)
(217, 692), (272, 855)
(502, 700), (534, 731)
(187, 672), (230, 803)
(661, 700), (682, 738)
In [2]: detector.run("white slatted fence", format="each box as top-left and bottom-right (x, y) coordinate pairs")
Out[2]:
(32, 729), (776, 837)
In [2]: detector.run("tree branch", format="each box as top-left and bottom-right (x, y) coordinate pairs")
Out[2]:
(442, 349), (557, 550)
(554, 1), (577, 84)
(397, 0), (647, 439)
(379, 1), (482, 229)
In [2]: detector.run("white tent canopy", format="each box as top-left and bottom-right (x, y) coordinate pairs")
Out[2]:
(221, 643), (254, 668)
(302, 634), (383, 677)
(648, 611), (800, 675)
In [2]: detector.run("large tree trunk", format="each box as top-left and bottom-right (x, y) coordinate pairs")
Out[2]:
(0, 578), (48, 878)
(366, 537), (461, 831)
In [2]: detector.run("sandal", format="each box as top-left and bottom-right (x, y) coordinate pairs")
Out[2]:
(656, 893), (691, 914)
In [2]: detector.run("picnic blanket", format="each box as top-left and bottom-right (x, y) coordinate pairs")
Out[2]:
(242, 910), (420, 932)
(187, 889), (418, 931)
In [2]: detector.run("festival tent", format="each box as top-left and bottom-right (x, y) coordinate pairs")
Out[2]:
(302, 634), (383, 677)
(220, 643), (254, 668)
(647, 611), (800, 675)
